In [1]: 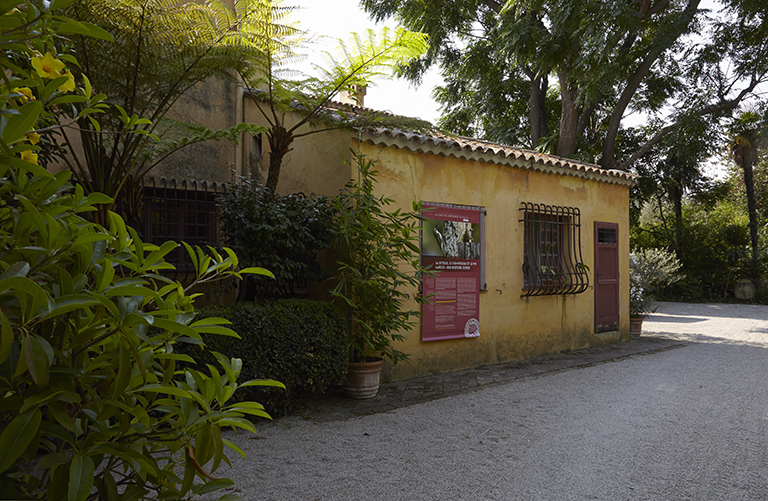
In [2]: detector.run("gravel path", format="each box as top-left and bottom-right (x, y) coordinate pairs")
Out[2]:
(218, 302), (768, 500)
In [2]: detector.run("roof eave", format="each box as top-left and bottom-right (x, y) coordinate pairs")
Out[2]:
(359, 129), (639, 188)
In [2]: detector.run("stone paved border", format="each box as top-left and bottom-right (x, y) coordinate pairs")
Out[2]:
(299, 335), (687, 423)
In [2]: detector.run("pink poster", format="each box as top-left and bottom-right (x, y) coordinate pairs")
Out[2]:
(421, 204), (481, 341)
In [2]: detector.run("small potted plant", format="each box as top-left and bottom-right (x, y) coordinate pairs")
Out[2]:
(629, 248), (683, 335)
(331, 151), (431, 398)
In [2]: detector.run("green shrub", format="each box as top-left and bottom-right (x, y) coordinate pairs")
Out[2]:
(0, 171), (281, 500)
(217, 179), (335, 299)
(630, 248), (683, 315)
(192, 300), (347, 416)
(0, 178), (281, 500)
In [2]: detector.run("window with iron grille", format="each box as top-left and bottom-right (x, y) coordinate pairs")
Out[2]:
(519, 202), (589, 296)
(143, 186), (219, 270)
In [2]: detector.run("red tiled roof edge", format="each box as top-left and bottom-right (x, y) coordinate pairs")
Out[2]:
(359, 128), (639, 187)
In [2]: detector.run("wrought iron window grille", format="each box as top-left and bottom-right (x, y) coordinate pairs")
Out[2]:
(142, 177), (225, 274)
(519, 202), (589, 297)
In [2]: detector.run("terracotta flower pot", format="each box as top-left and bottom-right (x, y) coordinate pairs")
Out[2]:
(343, 358), (384, 399)
(629, 316), (644, 336)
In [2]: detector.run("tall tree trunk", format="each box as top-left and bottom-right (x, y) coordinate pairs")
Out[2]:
(529, 75), (549, 148)
(557, 71), (579, 157)
(670, 179), (683, 260)
(743, 160), (760, 273)
(266, 126), (293, 193)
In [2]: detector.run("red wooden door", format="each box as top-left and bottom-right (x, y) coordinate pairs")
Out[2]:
(594, 222), (619, 332)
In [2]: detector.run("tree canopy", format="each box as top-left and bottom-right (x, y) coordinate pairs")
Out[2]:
(361, 0), (768, 170)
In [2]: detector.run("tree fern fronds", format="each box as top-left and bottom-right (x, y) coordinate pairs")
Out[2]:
(56, 0), (292, 223)
(318, 28), (429, 91)
(235, 0), (305, 55)
(137, 119), (267, 174)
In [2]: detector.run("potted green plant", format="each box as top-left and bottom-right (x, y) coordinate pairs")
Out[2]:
(331, 151), (431, 398)
(629, 248), (683, 335)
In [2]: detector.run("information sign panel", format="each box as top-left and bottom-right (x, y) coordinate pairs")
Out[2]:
(421, 203), (481, 341)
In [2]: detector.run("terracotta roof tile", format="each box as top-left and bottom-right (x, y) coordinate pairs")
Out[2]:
(360, 127), (638, 187)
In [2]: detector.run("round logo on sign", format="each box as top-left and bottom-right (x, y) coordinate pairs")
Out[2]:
(464, 318), (480, 338)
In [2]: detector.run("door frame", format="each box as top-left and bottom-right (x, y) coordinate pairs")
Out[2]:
(594, 221), (619, 333)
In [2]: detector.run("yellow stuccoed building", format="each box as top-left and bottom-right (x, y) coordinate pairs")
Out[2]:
(240, 96), (638, 382)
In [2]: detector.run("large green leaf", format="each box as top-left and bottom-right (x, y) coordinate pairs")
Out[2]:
(190, 317), (232, 327)
(214, 417), (257, 434)
(0, 276), (50, 314)
(0, 261), (30, 279)
(56, 20), (113, 41)
(195, 423), (215, 467)
(197, 478), (234, 495)
(221, 438), (246, 460)
(0, 154), (52, 178)
(1, 101), (42, 144)
(25, 334), (52, 386)
(0, 0), (21, 15)
(110, 342), (131, 400)
(42, 294), (99, 320)
(239, 266), (275, 278)
(68, 454), (95, 501)
(19, 389), (64, 414)
(0, 408), (42, 473)
(0, 311), (12, 364)
(150, 317), (201, 340)
(239, 378), (285, 389)
(193, 325), (240, 337)
(134, 384), (192, 399)
(225, 401), (271, 419)
(143, 240), (179, 269)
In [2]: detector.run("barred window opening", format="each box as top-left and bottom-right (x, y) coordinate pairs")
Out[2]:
(519, 203), (589, 297)
(143, 185), (219, 271)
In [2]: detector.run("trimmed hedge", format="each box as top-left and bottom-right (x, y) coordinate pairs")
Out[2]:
(191, 299), (347, 417)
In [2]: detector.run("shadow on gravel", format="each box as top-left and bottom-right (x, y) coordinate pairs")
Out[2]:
(656, 302), (768, 320)
(297, 335), (687, 423)
(646, 302), (768, 348)
(643, 330), (768, 347)
(648, 314), (707, 324)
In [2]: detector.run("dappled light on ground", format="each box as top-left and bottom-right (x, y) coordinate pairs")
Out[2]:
(645, 302), (768, 347)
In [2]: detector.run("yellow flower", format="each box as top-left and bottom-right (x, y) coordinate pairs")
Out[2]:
(20, 150), (38, 164)
(13, 87), (35, 104)
(31, 52), (65, 79)
(58, 70), (75, 93)
(26, 132), (40, 145)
